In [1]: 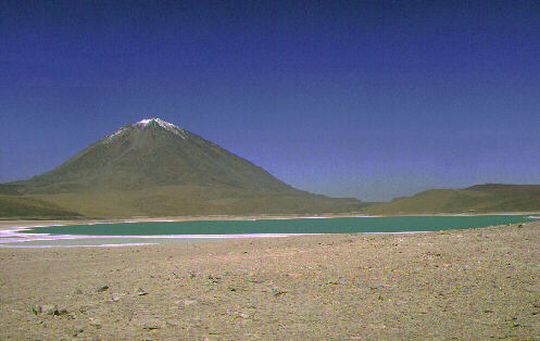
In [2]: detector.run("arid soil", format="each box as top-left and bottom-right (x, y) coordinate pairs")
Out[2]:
(0, 222), (538, 339)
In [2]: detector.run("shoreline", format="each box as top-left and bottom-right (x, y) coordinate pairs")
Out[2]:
(0, 214), (536, 248)
(2, 210), (538, 228)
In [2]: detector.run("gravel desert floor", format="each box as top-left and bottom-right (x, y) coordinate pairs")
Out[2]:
(0, 222), (538, 339)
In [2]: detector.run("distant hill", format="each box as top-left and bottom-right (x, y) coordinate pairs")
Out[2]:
(0, 195), (80, 219)
(366, 184), (540, 214)
(4, 118), (366, 217)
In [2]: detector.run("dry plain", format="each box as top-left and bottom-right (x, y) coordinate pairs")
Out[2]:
(0, 221), (538, 339)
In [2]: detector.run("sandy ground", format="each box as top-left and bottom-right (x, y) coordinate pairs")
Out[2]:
(0, 222), (538, 339)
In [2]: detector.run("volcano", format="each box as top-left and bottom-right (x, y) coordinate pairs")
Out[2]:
(8, 118), (364, 217)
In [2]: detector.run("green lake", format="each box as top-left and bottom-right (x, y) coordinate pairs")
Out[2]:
(25, 215), (535, 236)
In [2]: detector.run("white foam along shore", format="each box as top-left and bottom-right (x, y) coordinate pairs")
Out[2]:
(0, 217), (415, 248)
(1, 243), (161, 249)
(0, 222), (325, 248)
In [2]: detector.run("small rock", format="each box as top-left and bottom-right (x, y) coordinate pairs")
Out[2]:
(166, 320), (179, 326)
(57, 308), (68, 316)
(97, 285), (109, 292)
(236, 312), (249, 319)
(207, 275), (221, 284)
(184, 299), (197, 306)
(141, 319), (162, 330)
(72, 327), (84, 337)
(143, 324), (161, 330)
(110, 293), (122, 302)
(177, 299), (198, 309)
(43, 305), (58, 315)
(89, 318), (102, 329)
(79, 305), (93, 314)
(369, 285), (383, 290)
(271, 288), (287, 297)
(32, 304), (67, 316)
(135, 288), (148, 296)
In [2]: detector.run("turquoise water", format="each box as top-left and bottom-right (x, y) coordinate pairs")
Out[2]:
(25, 215), (533, 235)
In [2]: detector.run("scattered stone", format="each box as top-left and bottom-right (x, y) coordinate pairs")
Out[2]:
(141, 319), (162, 330)
(89, 318), (102, 329)
(236, 312), (249, 319)
(518, 224), (524, 228)
(143, 324), (161, 330)
(272, 288), (287, 297)
(135, 288), (148, 296)
(110, 293), (122, 302)
(166, 320), (179, 327)
(32, 304), (68, 316)
(78, 305), (93, 314)
(369, 284), (384, 290)
(42, 305), (58, 315)
(207, 275), (221, 284)
(97, 285), (109, 292)
(57, 308), (68, 316)
(177, 299), (198, 309)
(184, 299), (197, 306)
(72, 327), (84, 337)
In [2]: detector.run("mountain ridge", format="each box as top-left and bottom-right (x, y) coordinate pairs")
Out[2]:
(366, 183), (540, 214)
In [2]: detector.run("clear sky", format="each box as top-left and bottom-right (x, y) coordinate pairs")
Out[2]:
(1, 1), (539, 201)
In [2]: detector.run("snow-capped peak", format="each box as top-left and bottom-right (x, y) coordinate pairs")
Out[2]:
(136, 118), (155, 126)
(104, 117), (188, 143)
(135, 117), (188, 139)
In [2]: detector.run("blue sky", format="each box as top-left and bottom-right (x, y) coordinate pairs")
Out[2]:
(1, 0), (539, 201)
